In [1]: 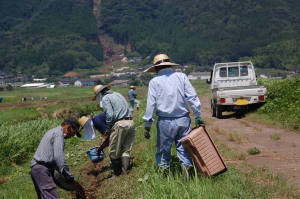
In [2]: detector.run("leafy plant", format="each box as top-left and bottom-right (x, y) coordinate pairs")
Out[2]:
(247, 147), (261, 155)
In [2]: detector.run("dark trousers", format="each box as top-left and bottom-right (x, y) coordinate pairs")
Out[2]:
(30, 164), (59, 199)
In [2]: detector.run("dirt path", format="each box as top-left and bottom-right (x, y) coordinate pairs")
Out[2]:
(200, 96), (300, 189)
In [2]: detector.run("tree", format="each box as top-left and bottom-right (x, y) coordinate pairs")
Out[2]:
(140, 72), (153, 86)
(130, 79), (141, 86)
(6, 84), (13, 91)
(103, 78), (112, 84)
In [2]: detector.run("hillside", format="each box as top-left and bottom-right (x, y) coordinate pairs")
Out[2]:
(100, 0), (300, 69)
(1, 0), (300, 77)
(0, 0), (103, 77)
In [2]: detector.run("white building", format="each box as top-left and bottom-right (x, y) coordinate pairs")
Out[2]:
(20, 83), (47, 88)
(188, 72), (210, 80)
(74, 79), (97, 86)
(109, 80), (131, 86)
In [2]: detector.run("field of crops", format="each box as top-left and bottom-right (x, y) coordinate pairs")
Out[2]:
(0, 81), (298, 198)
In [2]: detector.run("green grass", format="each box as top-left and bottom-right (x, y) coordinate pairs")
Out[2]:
(228, 131), (243, 143)
(270, 132), (281, 141)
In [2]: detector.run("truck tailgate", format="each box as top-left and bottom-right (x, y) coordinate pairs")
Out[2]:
(212, 85), (266, 97)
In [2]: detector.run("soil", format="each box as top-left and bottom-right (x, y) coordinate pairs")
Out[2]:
(199, 96), (300, 189)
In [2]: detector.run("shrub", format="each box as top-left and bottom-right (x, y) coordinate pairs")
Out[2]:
(247, 147), (261, 155)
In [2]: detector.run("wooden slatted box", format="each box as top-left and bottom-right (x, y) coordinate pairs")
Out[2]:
(181, 126), (227, 177)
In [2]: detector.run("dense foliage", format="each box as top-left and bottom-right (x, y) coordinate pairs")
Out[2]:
(0, 0), (103, 77)
(100, 0), (300, 68)
(257, 77), (300, 130)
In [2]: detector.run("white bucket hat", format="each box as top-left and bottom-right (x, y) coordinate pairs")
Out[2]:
(144, 54), (180, 72)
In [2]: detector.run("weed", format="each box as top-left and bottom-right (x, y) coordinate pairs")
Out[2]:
(213, 126), (226, 135)
(254, 126), (262, 132)
(292, 142), (297, 147)
(247, 147), (261, 155)
(270, 132), (281, 140)
(228, 131), (243, 143)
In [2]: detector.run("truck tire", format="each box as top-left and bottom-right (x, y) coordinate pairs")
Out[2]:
(211, 103), (216, 117)
(216, 105), (222, 119)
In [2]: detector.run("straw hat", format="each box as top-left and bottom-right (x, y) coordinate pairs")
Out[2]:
(78, 115), (93, 132)
(129, 86), (136, 90)
(144, 54), (180, 72)
(92, 84), (111, 101)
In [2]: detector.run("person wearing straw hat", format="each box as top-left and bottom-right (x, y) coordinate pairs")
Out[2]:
(142, 54), (205, 179)
(128, 85), (140, 112)
(30, 117), (82, 199)
(92, 84), (135, 179)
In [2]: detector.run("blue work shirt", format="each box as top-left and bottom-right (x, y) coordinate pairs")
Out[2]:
(92, 113), (107, 134)
(128, 89), (137, 102)
(31, 126), (71, 177)
(102, 92), (132, 130)
(143, 68), (201, 127)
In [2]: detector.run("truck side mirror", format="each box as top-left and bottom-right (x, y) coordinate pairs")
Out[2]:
(206, 78), (211, 84)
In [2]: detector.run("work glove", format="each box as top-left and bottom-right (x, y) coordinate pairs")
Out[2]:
(195, 117), (205, 128)
(144, 127), (151, 139)
(65, 174), (74, 184)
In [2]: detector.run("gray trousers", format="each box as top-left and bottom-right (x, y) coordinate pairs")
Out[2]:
(30, 164), (59, 199)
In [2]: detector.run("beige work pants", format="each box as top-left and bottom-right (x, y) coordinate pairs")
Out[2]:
(109, 120), (135, 159)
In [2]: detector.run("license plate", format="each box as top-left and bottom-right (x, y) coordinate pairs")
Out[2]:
(236, 99), (248, 105)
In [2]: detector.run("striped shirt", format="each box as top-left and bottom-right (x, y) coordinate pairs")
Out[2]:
(31, 126), (71, 177)
(102, 92), (132, 130)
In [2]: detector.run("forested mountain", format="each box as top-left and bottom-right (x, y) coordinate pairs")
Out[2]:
(0, 0), (103, 77)
(100, 0), (300, 70)
(1, 0), (300, 77)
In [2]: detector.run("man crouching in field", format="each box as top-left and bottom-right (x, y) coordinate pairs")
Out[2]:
(143, 54), (205, 179)
(92, 84), (135, 179)
(30, 117), (82, 199)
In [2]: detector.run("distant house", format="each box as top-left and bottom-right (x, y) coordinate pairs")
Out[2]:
(74, 79), (97, 86)
(33, 78), (46, 82)
(59, 84), (70, 87)
(69, 77), (79, 84)
(188, 72), (210, 80)
(46, 85), (56, 88)
(58, 78), (70, 85)
(90, 74), (110, 78)
(133, 57), (142, 61)
(0, 73), (6, 79)
(109, 80), (131, 86)
(0, 79), (5, 85)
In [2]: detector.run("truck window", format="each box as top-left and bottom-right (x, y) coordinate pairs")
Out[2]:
(219, 68), (227, 77)
(240, 66), (248, 76)
(228, 67), (239, 77)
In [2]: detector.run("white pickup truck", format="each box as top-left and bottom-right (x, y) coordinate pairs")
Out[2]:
(207, 61), (267, 118)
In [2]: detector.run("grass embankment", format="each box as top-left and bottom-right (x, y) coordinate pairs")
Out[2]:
(0, 81), (298, 198)
(246, 77), (300, 132)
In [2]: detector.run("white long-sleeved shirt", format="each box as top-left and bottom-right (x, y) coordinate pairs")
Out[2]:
(143, 68), (201, 127)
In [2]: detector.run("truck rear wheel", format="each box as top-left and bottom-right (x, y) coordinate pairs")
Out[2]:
(216, 105), (222, 119)
(211, 103), (216, 117)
